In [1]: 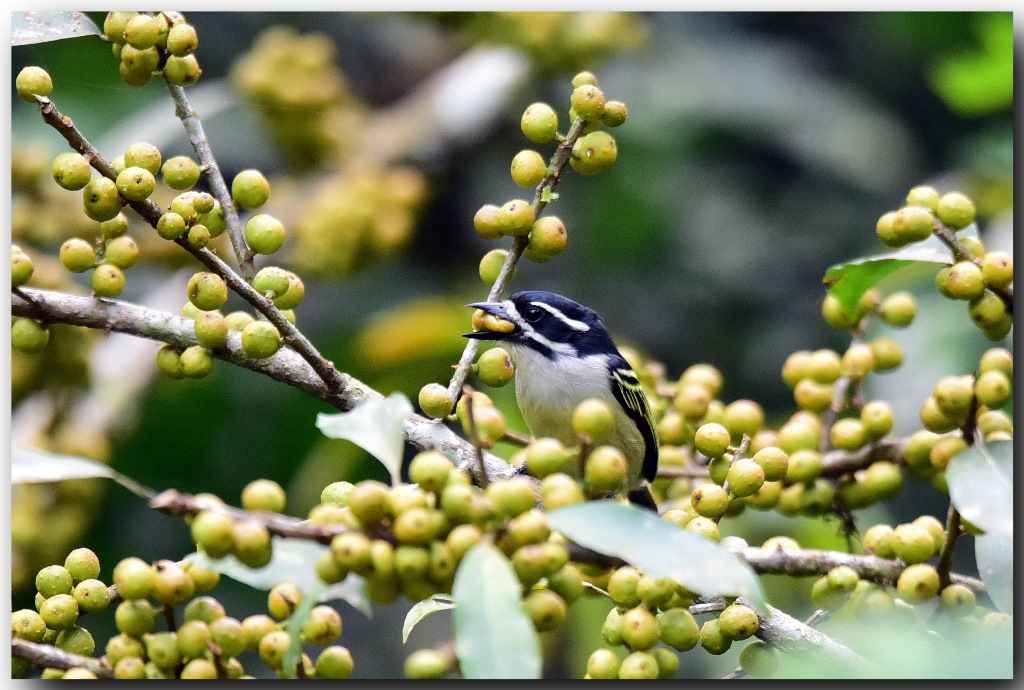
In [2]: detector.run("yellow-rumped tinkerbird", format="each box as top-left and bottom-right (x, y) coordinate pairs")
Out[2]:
(464, 290), (659, 511)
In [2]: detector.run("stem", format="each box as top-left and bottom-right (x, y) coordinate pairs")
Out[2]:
(446, 117), (588, 402)
(935, 506), (962, 590)
(11, 637), (114, 678)
(164, 82), (254, 282)
(460, 386), (490, 489)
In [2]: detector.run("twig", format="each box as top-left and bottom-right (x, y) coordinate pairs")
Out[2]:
(164, 82), (254, 282)
(11, 637), (114, 678)
(753, 601), (876, 675)
(446, 117), (589, 403)
(819, 437), (906, 477)
(460, 386), (490, 489)
(11, 287), (519, 486)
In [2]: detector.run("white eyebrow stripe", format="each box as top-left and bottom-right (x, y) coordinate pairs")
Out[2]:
(530, 301), (591, 332)
(506, 300), (578, 357)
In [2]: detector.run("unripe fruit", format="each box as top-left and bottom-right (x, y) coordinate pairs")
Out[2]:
(892, 205), (935, 243)
(870, 337), (904, 371)
(232, 169), (271, 210)
(347, 480), (389, 524)
(975, 369), (1011, 409)
(539, 472), (585, 510)
(739, 640), (779, 678)
(878, 291), (917, 327)
(830, 418), (868, 451)
(16, 66), (53, 102)
(164, 20), (199, 55)
(241, 321), (281, 359)
(691, 482), (729, 518)
(718, 603), (759, 640)
(258, 629), (291, 670)
(12, 250), (34, 287)
(932, 375), (974, 420)
(124, 14), (160, 49)
(694, 422), (731, 458)
(587, 648), (620, 679)
(193, 311), (228, 349)
(906, 184), (940, 211)
(472, 204), (503, 240)
(521, 102), (559, 143)
(478, 249), (509, 285)
(939, 583), (975, 617)
(161, 155), (201, 190)
(572, 397), (615, 442)
(51, 152), (92, 190)
(244, 214), (286, 254)
(316, 645), (355, 679)
(685, 516), (720, 542)
(186, 272), (227, 312)
(620, 605), (660, 651)
(727, 457), (765, 498)
(862, 524), (896, 558)
(822, 292), (857, 329)
(523, 589), (568, 632)
(751, 446), (788, 482)
(198, 201), (227, 237)
(39, 594), (78, 631)
(272, 272), (305, 310)
(241, 478), (286, 513)
(840, 343), (875, 379)
(936, 191), (975, 229)
(156, 211), (187, 240)
(36, 564), (74, 598)
(56, 625), (95, 657)
(123, 141), (161, 175)
(981, 251), (1013, 289)
(929, 435), (966, 471)
(408, 451), (453, 494)
(417, 382), (454, 420)
(699, 618), (732, 655)
(937, 261), (986, 300)
(525, 438), (571, 478)
(59, 238), (96, 273)
(83, 176), (123, 222)
(585, 445), (629, 493)
(602, 100), (628, 127)
(619, 651), (659, 680)
(892, 523), (934, 564)
(784, 449), (822, 483)
(570, 130), (618, 175)
(607, 565), (641, 608)
(101, 235), (138, 270)
(476, 347), (514, 387)
(658, 607), (699, 651)
(510, 149), (547, 188)
(979, 347), (1013, 377)
(91, 263), (126, 298)
(875, 210), (902, 247)
(72, 579), (111, 613)
(191, 509), (234, 559)
(570, 84), (606, 120)
(497, 199), (535, 237)
(11, 609), (47, 643)
(969, 292), (1009, 330)
(164, 54), (202, 86)
(524, 215), (568, 262)
(897, 563), (940, 604)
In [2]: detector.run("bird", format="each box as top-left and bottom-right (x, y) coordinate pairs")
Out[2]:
(464, 290), (659, 511)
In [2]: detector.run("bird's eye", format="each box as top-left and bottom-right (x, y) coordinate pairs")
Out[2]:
(524, 306), (543, 323)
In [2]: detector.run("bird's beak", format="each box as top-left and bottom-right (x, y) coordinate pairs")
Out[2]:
(464, 301), (518, 340)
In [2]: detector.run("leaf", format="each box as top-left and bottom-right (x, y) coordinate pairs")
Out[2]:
(316, 392), (413, 486)
(452, 542), (541, 679)
(547, 501), (767, 612)
(12, 11), (101, 46)
(12, 446), (154, 499)
(975, 531), (1013, 615)
(822, 233), (960, 317)
(283, 579), (327, 678)
(946, 440), (1012, 537)
(186, 538), (371, 617)
(403, 595), (455, 644)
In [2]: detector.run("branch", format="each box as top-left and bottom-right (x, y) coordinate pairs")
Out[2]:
(446, 116), (589, 402)
(754, 601), (875, 675)
(11, 637), (113, 678)
(819, 437), (906, 477)
(11, 287), (518, 485)
(164, 81), (254, 282)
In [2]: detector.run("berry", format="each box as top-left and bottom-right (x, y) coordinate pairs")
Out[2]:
(879, 291), (917, 327)
(718, 603), (759, 640)
(198, 201), (227, 237)
(193, 311), (228, 349)
(618, 651), (659, 680)
(510, 149), (547, 188)
(241, 321), (281, 359)
(166, 23), (199, 57)
(621, 606), (660, 650)
(39, 594), (78, 630)
(525, 438), (571, 478)
(244, 214), (286, 254)
(968, 292), (1009, 330)
(523, 589), (567, 632)
(232, 169), (271, 210)
(572, 398), (615, 441)
(862, 524), (896, 558)
(103, 11), (138, 43)
(571, 71), (598, 88)
(51, 152), (92, 190)
(979, 347), (1013, 377)
(570, 84), (606, 121)
(59, 238), (97, 273)
(875, 211), (901, 247)
(56, 626), (95, 657)
(793, 378), (832, 413)
(830, 418), (868, 451)
(587, 648), (620, 679)
(981, 251), (1013, 289)
(478, 249), (509, 285)
(869, 337), (904, 371)
(16, 66), (53, 102)
(932, 375), (974, 420)
(896, 563), (940, 604)
(272, 272), (305, 310)
(497, 199), (536, 237)
(476, 347), (514, 387)
(187, 272), (228, 311)
(905, 185), (940, 211)
(156, 211), (187, 240)
(161, 155), (201, 190)
(82, 177), (123, 222)
(91, 263), (126, 298)
(602, 100), (628, 127)
(570, 131), (617, 175)
(104, 235), (139, 270)
(936, 192), (975, 230)
(784, 449), (822, 483)
(416, 382), (454, 420)
(699, 619), (732, 655)
(124, 14), (160, 49)
(939, 584), (975, 617)
(726, 457), (765, 498)
(975, 369), (1011, 408)
(524, 215), (568, 262)
(115, 166), (156, 202)
(936, 261), (985, 300)
(751, 447), (788, 482)
(164, 54), (202, 86)
(860, 400), (894, 439)
(584, 445), (628, 493)
(739, 640), (779, 678)
(179, 346), (213, 380)
(891, 205), (935, 243)
(929, 435), (966, 471)
(840, 343), (875, 378)
(521, 102), (559, 143)
(674, 383), (711, 419)
(123, 142), (161, 175)
(694, 422), (731, 458)
(472, 204), (503, 240)
(891, 523), (934, 564)
(658, 607), (699, 651)
(72, 579), (110, 613)
(722, 399), (764, 441)
(317, 645), (355, 679)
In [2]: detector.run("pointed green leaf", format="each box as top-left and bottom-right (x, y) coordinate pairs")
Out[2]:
(316, 393), (413, 486)
(822, 231), (966, 316)
(403, 595), (455, 644)
(12, 11), (101, 46)
(12, 446), (154, 499)
(946, 440), (1012, 537)
(283, 580), (328, 678)
(547, 501), (766, 612)
(186, 538), (371, 617)
(452, 542), (541, 679)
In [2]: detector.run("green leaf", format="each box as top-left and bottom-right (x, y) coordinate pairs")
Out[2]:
(452, 542), (541, 679)
(547, 501), (767, 612)
(283, 580), (327, 678)
(822, 232), (960, 316)
(12, 11), (101, 46)
(946, 440), (1012, 537)
(12, 446), (155, 499)
(186, 538), (371, 618)
(975, 531), (1012, 614)
(403, 594), (455, 643)
(316, 392), (413, 486)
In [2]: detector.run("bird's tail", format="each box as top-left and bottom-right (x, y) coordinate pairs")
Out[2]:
(627, 485), (658, 513)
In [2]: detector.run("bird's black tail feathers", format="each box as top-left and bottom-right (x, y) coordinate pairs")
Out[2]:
(627, 486), (658, 513)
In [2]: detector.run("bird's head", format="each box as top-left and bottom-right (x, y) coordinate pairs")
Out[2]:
(464, 290), (616, 359)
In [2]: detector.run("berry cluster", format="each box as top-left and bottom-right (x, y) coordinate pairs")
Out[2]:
(104, 11), (201, 88)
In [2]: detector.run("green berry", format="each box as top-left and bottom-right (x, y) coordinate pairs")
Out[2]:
(751, 447), (789, 482)
(618, 650), (659, 680)
(936, 261), (986, 300)
(658, 607), (699, 651)
(164, 54), (202, 87)
(875, 211), (902, 247)
(524, 215), (568, 262)
(936, 192), (975, 230)
(905, 185), (940, 212)
(830, 418), (868, 451)
(969, 291), (1009, 330)
(232, 169), (271, 210)
(892, 205), (935, 243)
(39, 593), (78, 631)
(166, 23), (199, 57)
(478, 248), (509, 285)
(103, 11), (138, 43)
(525, 438), (571, 478)
(497, 199), (536, 237)
(124, 14), (160, 49)
(739, 640), (779, 678)
(601, 100), (628, 127)
(51, 152), (92, 190)
(975, 369), (1011, 408)
(571, 71), (598, 88)
(584, 445), (628, 493)
(879, 291), (916, 327)
(939, 583), (975, 617)
(82, 176), (123, 222)
(476, 347), (514, 387)
(155, 344), (184, 378)
(726, 457), (765, 498)
(718, 603), (759, 640)
(112, 556), (154, 600)
(981, 251), (1013, 289)
(36, 564), (74, 598)
(570, 130), (618, 176)
(156, 211), (187, 240)
(694, 422), (731, 458)
(123, 141), (161, 175)
(56, 625), (95, 657)
(570, 84), (606, 121)
(16, 66), (53, 102)
(244, 215), (285, 255)
(72, 579), (110, 613)
(240, 321), (281, 358)
(572, 398), (615, 442)
(12, 250), (34, 287)
(241, 478), (287, 513)
(253, 266), (290, 297)
(271, 272), (305, 310)
(699, 618), (732, 655)
(472, 204), (503, 240)
(892, 523), (934, 564)
(404, 648), (447, 679)
(197, 201), (227, 237)
(510, 149), (547, 188)
(317, 645), (355, 679)
(897, 563), (940, 604)
(187, 272), (228, 311)
(63, 548), (100, 584)
(179, 345), (214, 378)
(193, 310), (228, 349)
(104, 235), (139, 269)
(521, 102), (559, 143)
(586, 648), (620, 679)
(417, 382), (454, 420)
(59, 238), (97, 273)
(161, 155), (201, 190)
(620, 605), (660, 651)
(91, 263), (126, 297)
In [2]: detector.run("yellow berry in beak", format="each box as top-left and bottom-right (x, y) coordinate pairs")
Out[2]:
(472, 309), (516, 334)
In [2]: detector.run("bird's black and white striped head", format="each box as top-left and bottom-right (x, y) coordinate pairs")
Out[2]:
(465, 290), (619, 359)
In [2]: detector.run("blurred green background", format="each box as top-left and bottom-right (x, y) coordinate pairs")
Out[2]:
(10, 11), (1013, 678)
